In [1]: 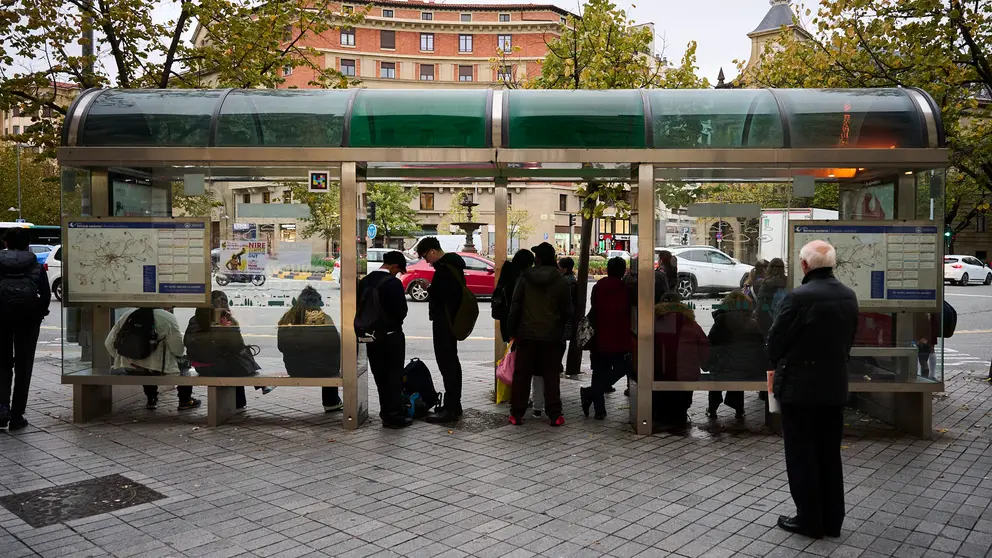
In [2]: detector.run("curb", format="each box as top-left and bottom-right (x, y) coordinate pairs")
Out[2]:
(272, 272), (336, 281)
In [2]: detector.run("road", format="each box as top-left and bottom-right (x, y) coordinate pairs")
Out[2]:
(39, 282), (991, 375)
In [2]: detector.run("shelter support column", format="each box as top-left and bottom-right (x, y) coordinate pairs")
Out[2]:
(633, 164), (654, 435)
(494, 179), (508, 364)
(341, 162), (369, 430)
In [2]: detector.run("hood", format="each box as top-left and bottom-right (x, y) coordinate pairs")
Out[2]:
(302, 309), (328, 325)
(654, 301), (696, 322)
(712, 308), (751, 326)
(436, 252), (466, 271)
(521, 265), (563, 288)
(0, 250), (38, 274)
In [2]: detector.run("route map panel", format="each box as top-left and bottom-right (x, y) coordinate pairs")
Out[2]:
(789, 221), (940, 311)
(63, 218), (210, 305)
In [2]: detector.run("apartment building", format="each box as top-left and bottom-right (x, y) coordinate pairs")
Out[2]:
(0, 82), (78, 138)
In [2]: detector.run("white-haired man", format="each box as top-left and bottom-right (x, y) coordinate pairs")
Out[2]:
(767, 240), (858, 540)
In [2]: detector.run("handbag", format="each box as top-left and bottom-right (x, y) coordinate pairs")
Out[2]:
(496, 342), (516, 386)
(576, 312), (596, 350)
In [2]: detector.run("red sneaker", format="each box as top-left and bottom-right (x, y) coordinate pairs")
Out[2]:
(551, 415), (565, 427)
(508, 415), (523, 426)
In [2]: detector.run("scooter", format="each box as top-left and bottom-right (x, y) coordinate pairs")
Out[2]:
(215, 271), (266, 287)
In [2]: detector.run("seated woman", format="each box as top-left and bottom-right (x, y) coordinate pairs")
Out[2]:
(652, 293), (709, 429)
(277, 286), (343, 412)
(184, 290), (270, 409)
(706, 291), (767, 419)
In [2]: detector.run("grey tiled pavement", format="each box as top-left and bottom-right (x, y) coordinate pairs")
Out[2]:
(1, 354), (991, 558)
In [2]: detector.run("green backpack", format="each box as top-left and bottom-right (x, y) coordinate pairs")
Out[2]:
(442, 264), (479, 341)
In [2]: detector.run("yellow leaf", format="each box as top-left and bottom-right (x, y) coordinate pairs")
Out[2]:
(937, 428), (948, 433)
(840, 445), (849, 449)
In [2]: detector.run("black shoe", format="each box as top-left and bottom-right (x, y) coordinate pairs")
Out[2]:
(604, 386), (616, 393)
(177, 398), (202, 411)
(777, 515), (823, 539)
(0, 404), (9, 428)
(594, 412), (606, 420)
(580, 387), (591, 417)
(425, 408), (462, 424)
(8, 415), (28, 431)
(623, 388), (629, 396)
(532, 410), (543, 418)
(826, 528), (841, 538)
(146, 397), (158, 410)
(383, 416), (414, 429)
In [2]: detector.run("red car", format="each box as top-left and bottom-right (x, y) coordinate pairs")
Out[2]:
(401, 252), (497, 302)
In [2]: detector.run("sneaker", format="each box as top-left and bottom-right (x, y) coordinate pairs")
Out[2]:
(532, 410), (543, 418)
(8, 416), (28, 431)
(508, 415), (523, 426)
(177, 398), (202, 411)
(0, 404), (9, 428)
(605, 386), (617, 394)
(324, 402), (344, 413)
(261, 386), (276, 395)
(145, 397), (158, 410)
(550, 415), (565, 427)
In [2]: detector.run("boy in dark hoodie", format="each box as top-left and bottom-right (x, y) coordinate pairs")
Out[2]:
(0, 228), (51, 431)
(417, 237), (467, 423)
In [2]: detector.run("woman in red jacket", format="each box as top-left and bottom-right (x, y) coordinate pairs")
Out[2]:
(580, 257), (633, 419)
(652, 292), (710, 428)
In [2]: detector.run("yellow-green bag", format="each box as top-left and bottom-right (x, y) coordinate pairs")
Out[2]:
(495, 343), (513, 404)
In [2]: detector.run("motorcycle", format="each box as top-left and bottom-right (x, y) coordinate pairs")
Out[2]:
(215, 271), (266, 287)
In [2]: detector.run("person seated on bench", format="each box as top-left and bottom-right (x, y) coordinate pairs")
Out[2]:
(184, 291), (272, 410)
(105, 307), (201, 411)
(277, 286), (343, 413)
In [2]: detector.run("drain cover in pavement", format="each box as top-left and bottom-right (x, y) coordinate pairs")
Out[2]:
(0, 474), (165, 528)
(440, 408), (509, 434)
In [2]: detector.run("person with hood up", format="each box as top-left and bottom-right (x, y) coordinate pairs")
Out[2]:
(507, 242), (573, 426)
(653, 292), (709, 428)
(705, 291), (766, 419)
(580, 257), (632, 420)
(277, 286), (344, 413)
(416, 237), (467, 423)
(0, 227), (51, 431)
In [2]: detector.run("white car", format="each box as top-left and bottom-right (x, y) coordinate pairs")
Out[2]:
(944, 255), (991, 286)
(666, 246), (754, 299)
(43, 245), (62, 301)
(604, 250), (631, 262)
(332, 248), (417, 283)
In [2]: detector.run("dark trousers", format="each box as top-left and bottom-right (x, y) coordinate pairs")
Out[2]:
(0, 318), (41, 417)
(432, 319), (462, 411)
(510, 340), (563, 419)
(143, 385), (193, 402)
(368, 332), (405, 421)
(590, 352), (629, 415)
(322, 387), (341, 406)
(782, 403), (846, 535)
(708, 391), (744, 412)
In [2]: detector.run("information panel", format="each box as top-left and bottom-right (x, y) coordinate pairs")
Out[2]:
(789, 220), (940, 310)
(63, 217), (211, 306)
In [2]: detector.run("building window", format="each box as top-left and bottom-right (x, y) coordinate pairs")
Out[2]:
(342, 5), (353, 14)
(498, 65), (513, 81)
(382, 8), (393, 17)
(341, 28), (355, 46)
(419, 64), (434, 81)
(421, 12), (433, 20)
(282, 65), (292, 76)
(420, 192), (435, 210)
(420, 33), (434, 51)
(380, 62), (396, 79)
(980, 215), (988, 233)
(381, 30), (395, 49)
(559, 194), (567, 212)
(242, 193), (251, 204)
(341, 58), (356, 76)
(280, 224), (297, 242)
(498, 34), (512, 51)
(263, 192), (271, 204)
(12, 125), (19, 135)
(561, 16), (567, 24)
(507, 192), (512, 206)
(461, 13), (472, 22)
(458, 65), (473, 82)
(499, 13), (510, 22)
(11, 106), (20, 117)
(459, 34), (473, 52)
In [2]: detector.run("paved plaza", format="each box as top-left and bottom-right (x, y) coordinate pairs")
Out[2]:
(1, 347), (991, 558)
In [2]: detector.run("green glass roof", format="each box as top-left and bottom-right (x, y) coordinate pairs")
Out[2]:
(64, 87), (943, 150)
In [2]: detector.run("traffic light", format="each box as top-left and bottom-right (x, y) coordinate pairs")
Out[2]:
(568, 213), (575, 227)
(944, 226), (952, 239)
(368, 201), (377, 223)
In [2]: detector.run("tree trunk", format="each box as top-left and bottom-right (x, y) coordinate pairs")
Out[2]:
(565, 185), (599, 376)
(325, 236), (331, 258)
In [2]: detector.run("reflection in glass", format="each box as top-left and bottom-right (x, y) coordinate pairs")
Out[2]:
(647, 89), (783, 148)
(79, 89), (223, 147)
(215, 90), (350, 147)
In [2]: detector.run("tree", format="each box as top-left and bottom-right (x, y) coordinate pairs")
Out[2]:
(286, 181), (340, 257)
(0, 143), (60, 224)
(507, 206), (535, 248)
(437, 189), (471, 233)
(739, 0), (992, 241)
(170, 182), (223, 218)
(0, 0), (366, 156)
(367, 182), (419, 245)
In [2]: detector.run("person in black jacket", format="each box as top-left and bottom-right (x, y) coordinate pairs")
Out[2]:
(0, 227), (51, 431)
(417, 237), (467, 423)
(768, 240), (858, 540)
(278, 286), (342, 413)
(754, 258), (787, 334)
(706, 291), (766, 419)
(492, 249), (534, 342)
(357, 251), (411, 428)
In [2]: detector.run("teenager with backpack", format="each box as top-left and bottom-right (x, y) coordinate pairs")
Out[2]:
(417, 237), (475, 424)
(0, 228), (50, 431)
(355, 251), (411, 428)
(106, 307), (200, 411)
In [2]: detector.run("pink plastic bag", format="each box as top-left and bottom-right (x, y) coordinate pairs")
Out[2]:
(496, 343), (516, 386)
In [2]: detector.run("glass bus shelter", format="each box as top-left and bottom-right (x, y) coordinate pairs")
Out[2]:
(57, 87), (948, 436)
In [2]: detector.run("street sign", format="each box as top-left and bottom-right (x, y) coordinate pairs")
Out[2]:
(367, 224), (378, 239)
(716, 232), (723, 241)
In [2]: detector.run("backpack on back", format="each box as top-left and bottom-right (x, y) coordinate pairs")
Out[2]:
(0, 272), (38, 315)
(942, 300), (957, 338)
(354, 279), (387, 339)
(402, 358), (441, 416)
(114, 308), (160, 360)
(490, 284), (510, 321)
(441, 264), (479, 341)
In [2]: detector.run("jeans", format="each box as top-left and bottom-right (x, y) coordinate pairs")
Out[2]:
(368, 332), (406, 421)
(531, 376), (545, 412)
(588, 352), (630, 416)
(432, 319), (462, 411)
(781, 403), (845, 536)
(510, 340), (563, 419)
(0, 316), (41, 417)
(143, 385), (194, 402)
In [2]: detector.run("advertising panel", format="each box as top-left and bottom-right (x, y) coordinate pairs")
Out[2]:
(218, 239), (268, 274)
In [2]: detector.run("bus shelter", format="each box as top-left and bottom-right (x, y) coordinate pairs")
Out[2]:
(57, 87), (948, 436)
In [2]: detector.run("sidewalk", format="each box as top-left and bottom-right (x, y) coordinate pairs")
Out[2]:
(0, 354), (990, 558)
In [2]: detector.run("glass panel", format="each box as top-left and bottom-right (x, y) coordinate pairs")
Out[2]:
(647, 89), (784, 148)
(348, 90), (490, 148)
(79, 89), (222, 147)
(506, 90), (646, 149)
(215, 90), (350, 147)
(775, 89), (926, 148)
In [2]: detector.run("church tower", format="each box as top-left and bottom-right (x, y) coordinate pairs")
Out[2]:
(745, 0), (810, 71)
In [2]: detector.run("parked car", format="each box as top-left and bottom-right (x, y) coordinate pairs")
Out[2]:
(665, 246), (754, 299)
(401, 252), (496, 302)
(43, 245), (62, 301)
(604, 249), (631, 262)
(29, 244), (53, 265)
(944, 255), (992, 286)
(332, 248), (418, 283)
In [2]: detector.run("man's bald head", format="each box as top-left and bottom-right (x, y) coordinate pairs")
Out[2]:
(799, 240), (836, 276)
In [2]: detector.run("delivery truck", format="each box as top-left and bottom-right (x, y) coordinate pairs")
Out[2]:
(758, 208), (839, 266)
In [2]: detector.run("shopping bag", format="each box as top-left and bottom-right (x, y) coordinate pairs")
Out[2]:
(495, 379), (512, 404)
(496, 342), (516, 386)
(767, 370), (780, 413)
